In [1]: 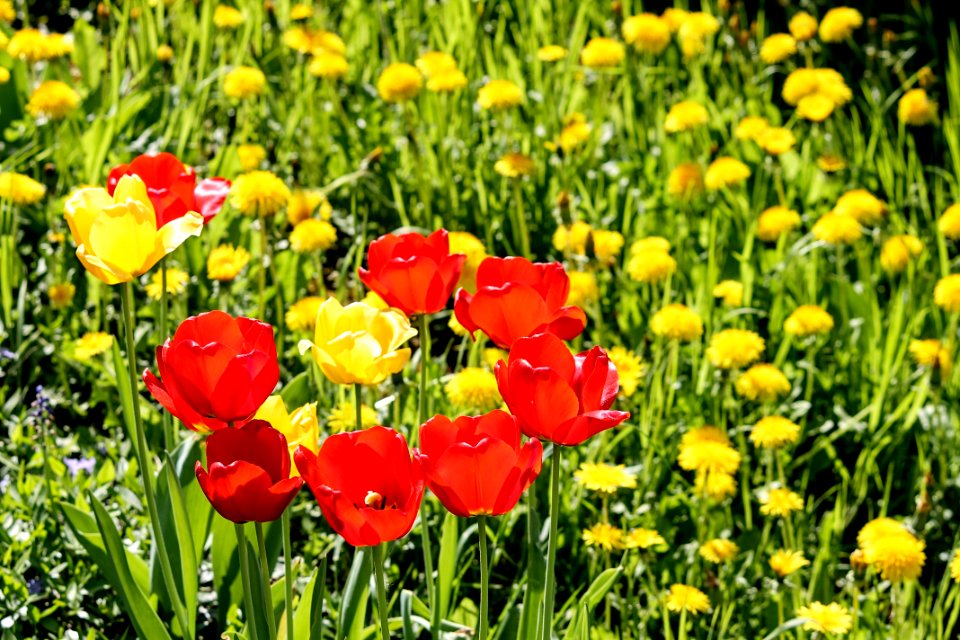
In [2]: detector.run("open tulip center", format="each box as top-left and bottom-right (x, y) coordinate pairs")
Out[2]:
(364, 490), (385, 509)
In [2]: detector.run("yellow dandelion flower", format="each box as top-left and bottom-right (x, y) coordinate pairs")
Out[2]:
(862, 534), (926, 582)
(735, 363), (791, 402)
(145, 268), (189, 301)
(735, 116), (769, 141)
(74, 332), (114, 360)
(156, 44), (174, 62)
(592, 230), (624, 264)
(287, 189), (330, 225)
(582, 523), (625, 551)
(667, 162), (704, 200)
(553, 221), (592, 255)
(427, 68), (467, 93)
(679, 439), (741, 476)
(7, 29), (73, 63)
(230, 171), (291, 216)
(650, 303), (703, 341)
(789, 12), (818, 41)
(939, 204), (960, 239)
(224, 66), (266, 99)
(0, 1), (14, 22)
(444, 367), (501, 412)
(48, 283), (76, 309)
(666, 584), (710, 615)
(478, 79), (523, 110)
(286, 296), (324, 332)
(797, 602), (853, 635)
(760, 488), (804, 517)
(309, 50), (349, 80)
(537, 45), (567, 62)
(678, 12), (720, 58)
(858, 517), (911, 549)
(26, 80), (81, 120)
(415, 51), (457, 78)
(626, 251), (676, 284)
(758, 127), (796, 156)
(290, 218), (337, 252)
(580, 37), (624, 68)
(880, 235), (923, 274)
(707, 329), (764, 369)
(681, 425), (730, 448)
(625, 528), (666, 550)
(769, 550), (809, 577)
(750, 416), (801, 449)
(622, 14), (671, 54)
(797, 93), (836, 122)
(448, 231), (486, 292)
(237, 144), (266, 172)
(662, 8), (690, 33)
(812, 212), (861, 245)
(664, 100), (709, 133)
(712, 280), (743, 307)
(909, 339), (952, 376)
(327, 402), (378, 432)
(695, 470), (738, 500)
(494, 152), (535, 178)
(784, 305), (833, 337)
(760, 33), (797, 64)
(377, 63), (422, 102)
(819, 7), (863, 43)
(699, 538), (739, 563)
(898, 88), (938, 126)
(934, 274), (960, 312)
(555, 112), (591, 152)
(213, 5), (244, 29)
(705, 157), (751, 190)
(289, 3), (312, 20)
(482, 348), (507, 370)
(607, 346), (644, 397)
(0, 172), (46, 205)
(816, 154), (846, 172)
(566, 271), (599, 309)
(833, 189), (886, 225)
(207, 245), (250, 281)
(574, 462), (637, 494)
(950, 553), (960, 583)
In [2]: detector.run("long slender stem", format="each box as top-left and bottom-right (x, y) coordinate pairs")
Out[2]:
(354, 383), (363, 431)
(236, 523), (261, 640)
(416, 314), (439, 638)
(478, 516), (490, 640)
(281, 510), (295, 640)
(159, 261), (173, 452)
(258, 217), (268, 320)
(120, 282), (192, 637)
(541, 447), (562, 640)
(372, 544), (392, 640)
(255, 522), (278, 640)
(417, 314), (430, 429)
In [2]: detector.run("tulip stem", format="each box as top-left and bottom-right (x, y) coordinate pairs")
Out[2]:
(235, 523), (261, 640)
(354, 383), (363, 431)
(159, 261), (174, 452)
(372, 543), (392, 640)
(120, 282), (192, 638)
(541, 446), (562, 640)
(416, 314), (439, 638)
(255, 522), (278, 640)
(282, 510), (295, 640)
(478, 516), (490, 640)
(417, 314), (430, 428)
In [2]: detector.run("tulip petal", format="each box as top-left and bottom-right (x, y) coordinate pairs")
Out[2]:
(157, 210), (203, 255)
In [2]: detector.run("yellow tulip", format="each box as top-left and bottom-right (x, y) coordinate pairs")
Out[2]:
(254, 395), (320, 476)
(299, 297), (417, 386)
(64, 175), (203, 285)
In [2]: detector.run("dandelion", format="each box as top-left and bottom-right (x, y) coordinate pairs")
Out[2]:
(783, 68), (852, 121)
(237, 144), (266, 172)
(554, 112), (591, 152)
(626, 251), (676, 284)
(494, 152), (535, 178)
(290, 218), (337, 253)
(207, 245), (250, 281)
(817, 154), (847, 172)
(862, 533), (926, 581)
(939, 204), (960, 239)
(224, 66), (266, 99)
(448, 231), (486, 292)
(880, 235), (923, 273)
(758, 127), (796, 155)
(812, 212), (861, 245)
(230, 171), (291, 216)
(898, 88), (938, 126)
(934, 274), (960, 312)
(784, 305), (833, 337)
(309, 51), (349, 80)
(580, 37), (624, 68)
(760, 34), (797, 64)
(537, 45), (567, 62)
(482, 348), (507, 370)
(444, 367), (501, 412)
(74, 332), (113, 360)
(553, 221), (592, 255)
(566, 271), (599, 308)
(377, 63), (422, 102)
(213, 5), (244, 28)
(950, 553), (960, 583)
(478, 79), (523, 110)
(712, 280), (743, 307)
(582, 523), (625, 550)
(664, 100), (708, 133)
(667, 162), (704, 199)
(650, 303), (703, 341)
(699, 539), (739, 563)
(750, 416), (801, 449)
(6, 29), (73, 62)
(427, 69), (467, 93)
(26, 80), (81, 120)
(696, 470), (737, 500)
(666, 584), (710, 615)
(287, 190), (331, 225)
(290, 3), (312, 20)
(736, 364), (791, 402)
(0, 172), (46, 205)
(734, 116), (768, 141)
(48, 283), (76, 309)
(607, 347), (644, 397)
(145, 268), (189, 300)
(592, 230), (625, 264)
(625, 528), (666, 550)
(415, 51), (457, 78)
(789, 11), (818, 41)
(769, 550), (809, 577)
(678, 12), (720, 58)
(156, 44), (173, 62)
(909, 339), (952, 375)
(760, 488), (804, 517)
(797, 602), (853, 635)
(574, 462), (637, 494)
(819, 7), (863, 42)
(705, 157), (750, 190)
(707, 329), (764, 369)
(622, 14), (671, 54)
(833, 189), (886, 225)
(327, 402), (378, 432)
(678, 427), (741, 476)
(286, 296), (324, 332)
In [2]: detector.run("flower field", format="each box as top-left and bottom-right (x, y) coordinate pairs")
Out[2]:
(2, 1), (960, 638)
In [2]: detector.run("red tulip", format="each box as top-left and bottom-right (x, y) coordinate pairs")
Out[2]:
(144, 311), (279, 433)
(358, 228), (466, 316)
(295, 426), (424, 547)
(454, 257), (587, 348)
(495, 333), (630, 446)
(108, 152), (231, 227)
(416, 410), (542, 517)
(195, 420), (303, 523)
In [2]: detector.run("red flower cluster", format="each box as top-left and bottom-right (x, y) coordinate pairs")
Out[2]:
(108, 152), (231, 227)
(144, 311), (279, 432)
